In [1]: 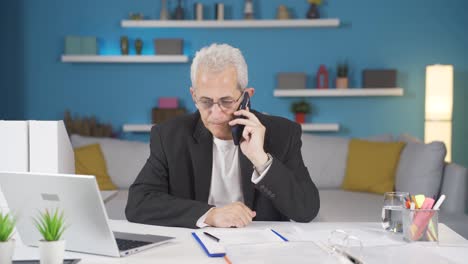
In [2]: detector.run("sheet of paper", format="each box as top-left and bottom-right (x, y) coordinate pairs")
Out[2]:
(210, 228), (285, 245)
(225, 241), (350, 264)
(292, 225), (406, 247)
(356, 244), (456, 264)
(193, 228), (285, 256)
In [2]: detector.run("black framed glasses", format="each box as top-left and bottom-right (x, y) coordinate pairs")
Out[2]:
(194, 92), (244, 111)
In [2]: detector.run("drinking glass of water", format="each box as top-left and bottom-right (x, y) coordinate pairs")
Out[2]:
(381, 192), (410, 233)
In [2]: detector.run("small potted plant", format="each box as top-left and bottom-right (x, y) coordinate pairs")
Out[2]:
(34, 209), (67, 264)
(336, 62), (349, 89)
(306, 0), (322, 19)
(290, 100), (311, 124)
(0, 211), (16, 264)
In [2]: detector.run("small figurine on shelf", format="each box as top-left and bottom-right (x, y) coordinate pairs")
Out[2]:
(160, 0), (169, 20)
(173, 0), (185, 20)
(135, 38), (143, 55)
(306, 0), (322, 19)
(291, 100), (311, 124)
(120, 36), (129, 55)
(276, 5), (290, 20)
(244, 0), (254, 20)
(336, 62), (349, 89)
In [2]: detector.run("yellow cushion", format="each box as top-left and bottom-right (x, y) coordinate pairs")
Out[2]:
(342, 139), (406, 194)
(74, 144), (117, 190)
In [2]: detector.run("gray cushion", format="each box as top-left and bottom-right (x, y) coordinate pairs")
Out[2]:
(440, 163), (468, 215)
(301, 134), (396, 189)
(395, 141), (446, 198)
(301, 134), (349, 189)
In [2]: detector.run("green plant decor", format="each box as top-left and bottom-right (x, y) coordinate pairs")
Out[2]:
(290, 100), (311, 114)
(33, 209), (66, 241)
(337, 63), (349, 78)
(0, 212), (15, 242)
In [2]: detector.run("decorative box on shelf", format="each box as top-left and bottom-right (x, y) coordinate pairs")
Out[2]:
(152, 108), (187, 124)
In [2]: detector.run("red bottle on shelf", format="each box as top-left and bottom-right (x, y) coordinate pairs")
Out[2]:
(316, 64), (329, 89)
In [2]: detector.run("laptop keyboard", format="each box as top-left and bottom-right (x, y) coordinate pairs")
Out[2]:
(116, 238), (152, 251)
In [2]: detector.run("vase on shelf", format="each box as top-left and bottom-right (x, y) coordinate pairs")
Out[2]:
(276, 5), (290, 20)
(306, 3), (320, 19)
(135, 38), (143, 55)
(244, 0), (254, 19)
(120, 36), (129, 55)
(160, 0), (169, 20)
(173, 0), (185, 20)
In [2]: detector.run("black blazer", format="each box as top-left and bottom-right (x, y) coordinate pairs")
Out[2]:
(125, 110), (320, 228)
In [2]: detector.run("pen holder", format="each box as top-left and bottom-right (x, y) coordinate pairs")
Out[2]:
(402, 209), (439, 242)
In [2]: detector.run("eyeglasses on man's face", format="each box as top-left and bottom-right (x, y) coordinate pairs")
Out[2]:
(194, 92), (244, 111)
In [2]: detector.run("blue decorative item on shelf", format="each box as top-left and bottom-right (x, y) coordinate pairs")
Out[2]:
(65, 36), (98, 55)
(81, 37), (98, 55)
(64, 36), (81, 55)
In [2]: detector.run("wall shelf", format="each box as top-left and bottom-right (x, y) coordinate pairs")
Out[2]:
(274, 88), (404, 97)
(61, 55), (189, 63)
(301, 123), (339, 132)
(121, 19), (340, 28)
(123, 124), (154, 133)
(123, 123), (339, 133)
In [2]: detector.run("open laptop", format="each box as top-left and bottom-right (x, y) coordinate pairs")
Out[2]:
(0, 172), (174, 257)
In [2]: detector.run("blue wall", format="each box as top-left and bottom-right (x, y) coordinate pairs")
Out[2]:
(9, 0), (468, 167)
(1, 0), (21, 119)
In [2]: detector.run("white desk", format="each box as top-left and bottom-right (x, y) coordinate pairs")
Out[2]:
(13, 220), (468, 264)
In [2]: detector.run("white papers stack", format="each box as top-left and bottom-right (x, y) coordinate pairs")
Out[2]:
(29, 120), (75, 174)
(0, 120), (29, 211)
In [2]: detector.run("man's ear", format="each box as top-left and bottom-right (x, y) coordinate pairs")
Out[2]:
(190, 87), (199, 110)
(190, 87), (195, 97)
(245, 88), (255, 98)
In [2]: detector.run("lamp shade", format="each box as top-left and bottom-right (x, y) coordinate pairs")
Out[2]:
(425, 65), (453, 121)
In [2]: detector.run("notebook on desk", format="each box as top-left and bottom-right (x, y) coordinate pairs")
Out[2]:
(192, 228), (288, 257)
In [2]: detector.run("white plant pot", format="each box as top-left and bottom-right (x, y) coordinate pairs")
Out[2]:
(0, 239), (15, 264)
(39, 240), (66, 264)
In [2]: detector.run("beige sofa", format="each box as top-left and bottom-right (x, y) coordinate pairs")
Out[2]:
(70, 133), (468, 238)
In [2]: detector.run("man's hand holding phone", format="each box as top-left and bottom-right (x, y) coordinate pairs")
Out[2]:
(229, 107), (269, 169)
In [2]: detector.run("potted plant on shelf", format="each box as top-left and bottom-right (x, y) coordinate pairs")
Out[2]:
(336, 62), (349, 89)
(34, 209), (67, 264)
(291, 100), (311, 124)
(0, 211), (16, 264)
(306, 0), (322, 19)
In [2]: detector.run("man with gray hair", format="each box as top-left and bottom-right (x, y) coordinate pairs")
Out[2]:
(126, 43), (320, 228)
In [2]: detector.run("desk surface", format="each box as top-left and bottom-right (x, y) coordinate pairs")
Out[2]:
(13, 220), (468, 264)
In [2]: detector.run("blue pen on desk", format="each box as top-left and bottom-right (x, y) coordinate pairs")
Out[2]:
(203, 232), (220, 242)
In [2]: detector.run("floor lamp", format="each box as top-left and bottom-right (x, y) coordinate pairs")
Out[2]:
(425, 64), (453, 162)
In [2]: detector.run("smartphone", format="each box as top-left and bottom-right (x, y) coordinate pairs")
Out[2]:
(231, 92), (251, 145)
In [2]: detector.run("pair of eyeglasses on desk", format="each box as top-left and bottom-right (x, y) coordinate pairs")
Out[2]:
(316, 229), (364, 264)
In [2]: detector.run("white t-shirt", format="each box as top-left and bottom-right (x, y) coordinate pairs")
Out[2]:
(196, 137), (272, 227)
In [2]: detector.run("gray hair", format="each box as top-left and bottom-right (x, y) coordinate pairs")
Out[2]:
(191, 43), (248, 90)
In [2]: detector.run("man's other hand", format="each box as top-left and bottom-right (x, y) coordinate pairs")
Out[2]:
(205, 202), (256, 228)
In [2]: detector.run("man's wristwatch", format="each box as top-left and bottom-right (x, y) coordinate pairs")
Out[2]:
(254, 153), (273, 174)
